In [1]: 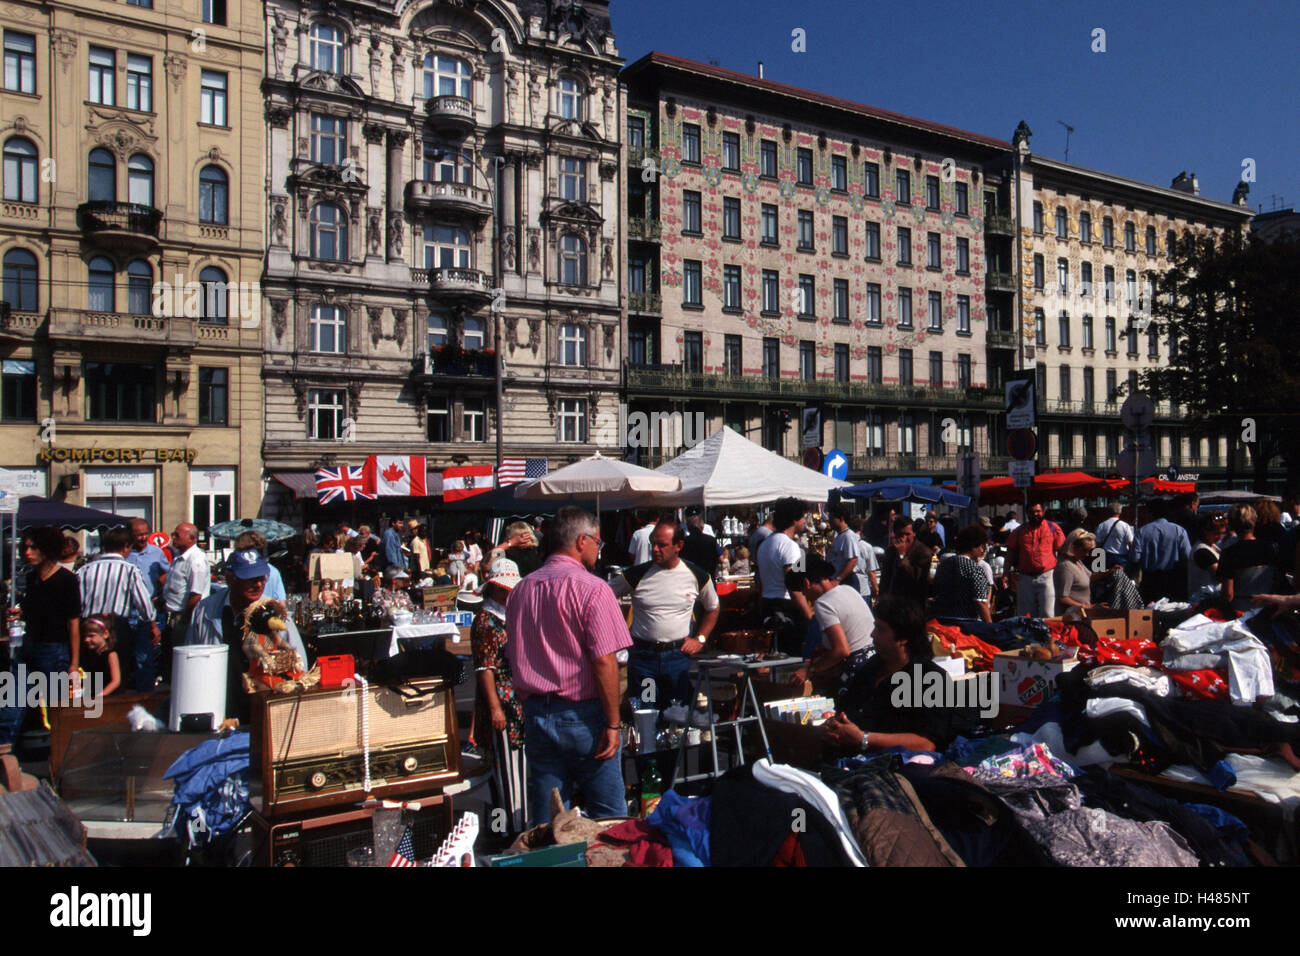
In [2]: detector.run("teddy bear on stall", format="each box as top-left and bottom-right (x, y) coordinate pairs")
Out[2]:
(241, 597), (321, 694)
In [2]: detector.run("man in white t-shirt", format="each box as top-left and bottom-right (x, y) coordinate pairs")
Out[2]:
(756, 497), (811, 654)
(787, 554), (874, 689)
(825, 504), (864, 593)
(627, 509), (659, 566)
(610, 520), (719, 710)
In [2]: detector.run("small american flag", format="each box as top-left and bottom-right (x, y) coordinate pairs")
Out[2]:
(388, 827), (418, 867)
(498, 458), (549, 485)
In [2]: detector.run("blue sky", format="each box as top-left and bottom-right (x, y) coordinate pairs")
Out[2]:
(610, 0), (1298, 211)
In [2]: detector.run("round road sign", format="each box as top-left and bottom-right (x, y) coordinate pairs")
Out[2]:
(802, 447), (824, 472)
(1006, 429), (1037, 461)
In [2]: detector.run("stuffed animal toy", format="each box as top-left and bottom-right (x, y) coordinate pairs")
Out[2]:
(241, 597), (321, 694)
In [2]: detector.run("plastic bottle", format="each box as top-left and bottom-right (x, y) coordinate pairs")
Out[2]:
(639, 760), (663, 819)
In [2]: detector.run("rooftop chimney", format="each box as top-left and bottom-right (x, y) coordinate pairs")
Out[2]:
(1171, 171), (1200, 196)
(757, 61), (764, 79)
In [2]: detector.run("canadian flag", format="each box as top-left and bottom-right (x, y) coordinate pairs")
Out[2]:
(364, 455), (427, 497)
(443, 465), (494, 501)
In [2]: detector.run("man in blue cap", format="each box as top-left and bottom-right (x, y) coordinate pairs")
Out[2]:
(183, 548), (308, 726)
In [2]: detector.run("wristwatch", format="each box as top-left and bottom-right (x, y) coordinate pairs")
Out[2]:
(860, 731), (871, 753)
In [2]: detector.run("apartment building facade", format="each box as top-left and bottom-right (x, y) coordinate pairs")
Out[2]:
(260, 0), (624, 506)
(0, 0), (264, 534)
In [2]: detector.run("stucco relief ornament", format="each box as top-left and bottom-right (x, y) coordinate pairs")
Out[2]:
(366, 208), (382, 255)
(527, 230), (540, 270)
(368, 36), (382, 94)
(367, 307), (382, 345)
(601, 239), (613, 278)
(392, 309), (407, 348)
(269, 299), (287, 341)
(391, 41), (405, 100)
(502, 228), (516, 271)
(271, 12), (287, 78)
(271, 199), (287, 245)
(387, 217), (403, 256)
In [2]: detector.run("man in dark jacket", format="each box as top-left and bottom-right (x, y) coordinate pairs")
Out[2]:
(681, 507), (720, 573)
(1168, 492), (1199, 542)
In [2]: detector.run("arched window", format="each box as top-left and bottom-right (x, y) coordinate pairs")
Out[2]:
(199, 165), (228, 224)
(309, 304), (346, 353)
(309, 203), (347, 260)
(126, 259), (152, 315)
(463, 315), (485, 350)
(422, 54), (471, 100)
(2, 137), (37, 204)
(423, 224), (470, 270)
(2, 249), (37, 311)
(559, 323), (586, 366)
(127, 154), (154, 207)
(88, 147), (115, 203)
(87, 255), (114, 311)
(309, 23), (344, 74)
(198, 265), (228, 323)
(557, 76), (583, 120)
(559, 234), (586, 285)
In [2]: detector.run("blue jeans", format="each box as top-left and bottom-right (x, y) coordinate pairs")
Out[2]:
(523, 696), (625, 825)
(627, 645), (692, 711)
(0, 642), (73, 748)
(130, 617), (156, 692)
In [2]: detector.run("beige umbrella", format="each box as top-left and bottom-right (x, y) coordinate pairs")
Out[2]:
(512, 451), (682, 516)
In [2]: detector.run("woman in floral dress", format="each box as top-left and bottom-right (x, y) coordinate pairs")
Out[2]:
(471, 558), (526, 833)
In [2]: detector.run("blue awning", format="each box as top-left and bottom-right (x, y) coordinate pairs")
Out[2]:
(834, 481), (971, 508)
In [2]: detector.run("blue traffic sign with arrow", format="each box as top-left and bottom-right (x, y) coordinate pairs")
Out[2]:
(823, 448), (849, 480)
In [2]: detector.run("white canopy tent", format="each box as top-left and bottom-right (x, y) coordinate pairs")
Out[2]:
(651, 427), (851, 506)
(512, 451), (681, 513)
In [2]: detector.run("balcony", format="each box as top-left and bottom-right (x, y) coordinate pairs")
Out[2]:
(627, 145), (659, 168)
(76, 201), (161, 252)
(985, 271), (1016, 293)
(625, 364), (1003, 408)
(1041, 399), (1122, 418)
(0, 305), (42, 340)
(986, 328), (1018, 350)
(47, 308), (196, 347)
(405, 180), (491, 220)
(416, 346), (496, 381)
(425, 95), (475, 137)
(628, 291), (662, 314)
(629, 217), (661, 240)
(426, 267), (491, 298)
(985, 214), (1015, 236)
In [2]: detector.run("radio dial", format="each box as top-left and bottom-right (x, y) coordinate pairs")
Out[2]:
(308, 771), (328, 790)
(402, 756), (418, 772)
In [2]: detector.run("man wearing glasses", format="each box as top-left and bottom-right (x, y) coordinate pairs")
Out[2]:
(506, 507), (632, 824)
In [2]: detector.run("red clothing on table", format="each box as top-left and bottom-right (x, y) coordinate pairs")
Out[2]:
(1006, 519), (1066, 574)
(504, 553), (631, 701)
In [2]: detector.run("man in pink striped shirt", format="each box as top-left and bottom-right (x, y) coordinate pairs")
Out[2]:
(505, 507), (632, 823)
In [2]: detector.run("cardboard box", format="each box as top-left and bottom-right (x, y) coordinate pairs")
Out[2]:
(1083, 608), (1154, 643)
(933, 656), (966, 678)
(993, 651), (1080, 708)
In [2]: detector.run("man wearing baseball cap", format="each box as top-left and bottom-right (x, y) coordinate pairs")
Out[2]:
(182, 547), (309, 726)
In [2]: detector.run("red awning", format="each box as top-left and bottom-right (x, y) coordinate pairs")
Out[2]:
(271, 472), (316, 499)
(1111, 477), (1197, 496)
(980, 471), (1123, 505)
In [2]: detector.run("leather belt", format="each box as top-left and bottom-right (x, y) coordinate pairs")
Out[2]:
(632, 638), (686, 653)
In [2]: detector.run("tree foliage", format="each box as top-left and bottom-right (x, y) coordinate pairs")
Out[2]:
(1142, 229), (1300, 491)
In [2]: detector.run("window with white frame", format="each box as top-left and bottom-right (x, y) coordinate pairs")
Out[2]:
(424, 54), (471, 99)
(197, 265), (227, 323)
(126, 54), (152, 112)
(560, 234), (587, 285)
(723, 265), (741, 310)
(832, 155), (847, 191)
(310, 304), (346, 353)
(761, 203), (778, 244)
(956, 237), (969, 274)
(427, 313), (448, 348)
(898, 414), (915, 454)
(424, 224), (470, 269)
(557, 76), (583, 120)
(2, 137), (36, 203)
(865, 221), (881, 259)
(957, 295), (970, 333)
(2, 248), (37, 311)
(559, 323), (586, 366)
(4, 32), (35, 94)
(560, 156), (585, 201)
(310, 203), (348, 260)
(308, 389), (345, 440)
(558, 398), (586, 443)
(683, 260), (702, 305)
(423, 142), (472, 184)
(127, 154), (153, 207)
(462, 397), (486, 442)
(761, 270), (779, 313)
(833, 279), (848, 321)
(200, 70), (227, 126)
(89, 47), (114, 105)
(463, 315), (485, 351)
(199, 166), (228, 224)
(927, 232), (941, 269)
(87, 256), (114, 311)
(426, 396), (449, 442)
(898, 287), (912, 328)
(681, 123), (700, 163)
(867, 283), (882, 325)
(310, 23), (344, 74)
(311, 114), (346, 165)
(928, 291), (942, 331)
(722, 132), (740, 171)
(125, 259), (150, 316)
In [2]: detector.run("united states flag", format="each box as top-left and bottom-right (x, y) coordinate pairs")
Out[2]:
(498, 458), (549, 485)
(314, 465), (376, 504)
(388, 827), (418, 867)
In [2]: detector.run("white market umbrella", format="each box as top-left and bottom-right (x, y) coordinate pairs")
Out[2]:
(652, 427), (851, 506)
(512, 451), (682, 515)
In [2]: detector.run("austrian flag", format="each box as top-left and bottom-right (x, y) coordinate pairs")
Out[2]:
(364, 455), (427, 497)
(443, 465), (494, 501)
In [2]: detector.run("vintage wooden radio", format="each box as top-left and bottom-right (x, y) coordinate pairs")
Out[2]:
(249, 677), (460, 818)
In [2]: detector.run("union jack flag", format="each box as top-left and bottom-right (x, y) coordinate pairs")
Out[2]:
(314, 465), (376, 504)
(388, 827), (418, 867)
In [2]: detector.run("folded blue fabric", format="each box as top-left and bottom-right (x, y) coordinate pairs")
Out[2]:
(1183, 803), (1249, 843)
(647, 789), (711, 867)
(1207, 760), (1237, 792)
